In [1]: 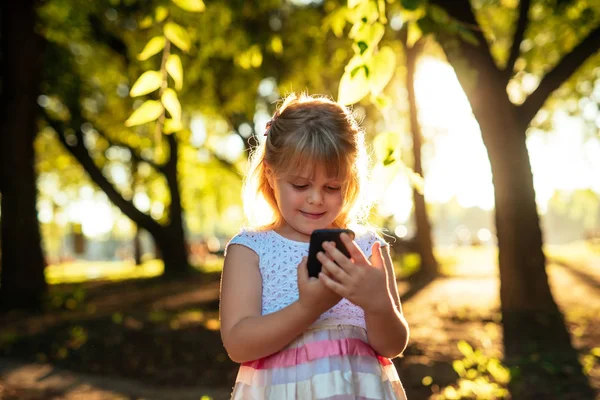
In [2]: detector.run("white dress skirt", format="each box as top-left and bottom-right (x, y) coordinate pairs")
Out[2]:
(230, 324), (407, 400)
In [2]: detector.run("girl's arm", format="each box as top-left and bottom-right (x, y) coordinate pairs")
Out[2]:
(219, 245), (330, 363)
(364, 245), (409, 359)
(317, 237), (409, 359)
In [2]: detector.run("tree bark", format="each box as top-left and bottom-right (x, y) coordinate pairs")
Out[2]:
(160, 134), (190, 277)
(0, 0), (47, 311)
(430, 0), (597, 396)
(133, 228), (143, 266)
(403, 37), (439, 280)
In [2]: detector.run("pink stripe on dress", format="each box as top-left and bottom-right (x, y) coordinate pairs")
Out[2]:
(242, 338), (393, 370)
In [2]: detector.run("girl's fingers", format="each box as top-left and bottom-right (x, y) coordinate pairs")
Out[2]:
(340, 233), (368, 265)
(322, 241), (355, 273)
(318, 251), (349, 282)
(371, 242), (384, 270)
(297, 256), (309, 283)
(319, 272), (346, 297)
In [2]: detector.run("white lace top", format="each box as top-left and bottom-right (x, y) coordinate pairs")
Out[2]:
(225, 228), (387, 330)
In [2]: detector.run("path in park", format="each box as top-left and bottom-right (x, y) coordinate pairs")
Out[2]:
(1, 245), (599, 399)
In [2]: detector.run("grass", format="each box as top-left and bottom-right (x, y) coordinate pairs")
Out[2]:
(2, 243), (597, 399)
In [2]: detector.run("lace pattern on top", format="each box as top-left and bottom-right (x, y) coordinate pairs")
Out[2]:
(225, 228), (387, 330)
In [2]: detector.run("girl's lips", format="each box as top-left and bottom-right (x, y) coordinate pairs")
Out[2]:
(300, 211), (326, 219)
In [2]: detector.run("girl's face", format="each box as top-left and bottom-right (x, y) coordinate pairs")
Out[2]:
(267, 164), (345, 242)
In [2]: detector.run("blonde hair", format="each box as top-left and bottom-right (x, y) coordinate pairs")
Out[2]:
(243, 93), (371, 229)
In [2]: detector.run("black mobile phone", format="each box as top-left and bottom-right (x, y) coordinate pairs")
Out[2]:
(307, 228), (355, 278)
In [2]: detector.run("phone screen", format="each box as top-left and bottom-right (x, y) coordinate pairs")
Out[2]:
(307, 229), (355, 278)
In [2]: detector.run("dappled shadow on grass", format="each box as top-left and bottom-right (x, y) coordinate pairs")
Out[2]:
(2, 253), (600, 399)
(1, 309), (237, 391)
(1, 317), (236, 388)
(549, 258), (600, 292)
(0, 359), (232, 400)
(0, 273), (237, 390)
(502, 310), (597, 400)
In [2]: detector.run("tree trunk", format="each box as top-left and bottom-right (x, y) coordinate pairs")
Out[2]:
(0, 0), (47, 311)
(133, 228), (143, 266)
(404, 38), (439, 279)
(434, 3), (574, 360)
(155, 228), (190, 278)
(158, 134), (190, 278)
(430, 1), (597, 395)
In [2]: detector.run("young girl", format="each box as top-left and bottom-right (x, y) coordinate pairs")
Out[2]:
(220, 93), (409, 399)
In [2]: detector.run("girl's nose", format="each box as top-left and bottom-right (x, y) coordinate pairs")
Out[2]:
(307, 189), (323, 205)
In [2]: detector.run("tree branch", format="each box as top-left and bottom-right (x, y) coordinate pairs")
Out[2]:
(428, 0), (499, 72)
(518, 26), (600, 127)
(44, 112), (163, 236)
(94, 127), (164, 173)
(211, 151), (244, 177)
(504, 0), (531, 82)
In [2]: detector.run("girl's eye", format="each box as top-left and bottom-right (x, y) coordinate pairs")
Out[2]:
(292, 184), (308, 190)
(326, 186), (341, 191)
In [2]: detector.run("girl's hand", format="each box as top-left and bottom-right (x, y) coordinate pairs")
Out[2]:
(297, 256), (342, 316)
(317, 233), (391, 313)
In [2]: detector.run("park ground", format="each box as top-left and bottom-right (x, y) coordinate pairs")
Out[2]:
(0, 244), (599, 399)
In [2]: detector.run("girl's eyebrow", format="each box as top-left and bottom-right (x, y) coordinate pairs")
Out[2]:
(288, 175), (342, 183)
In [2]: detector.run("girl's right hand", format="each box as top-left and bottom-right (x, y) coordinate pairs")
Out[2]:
(297, 256), (342, 316)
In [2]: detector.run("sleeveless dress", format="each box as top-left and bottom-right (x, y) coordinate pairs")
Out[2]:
(225, 228), (407, 400)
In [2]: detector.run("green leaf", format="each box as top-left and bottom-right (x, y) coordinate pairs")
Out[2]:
(487, 358), (511, 384)
(235, 45), (263, 69)
(170, 0), (205, 12)
(338, 66), (370, 106)
(270, 35), (283, 54)
(139, 15), (153, 29)
(137, 36), (166, 61)
(383, 150), (395, 166)
(406, 166), (425, 194)
(370, 93), (391, 110)
(345, 54), (365, 73)
(429, 4), (450, 24)
(164, 118), (183, 133)
(347, 1), (379, 24)
(155, 6), (169, 23)
(129, 71), (162, 97)
(161, 88), (181, 122)
(350, 21), (384, 47)
(377, 0), (387, 24)
(373, 131), (401, 163)
(399, 7), (425, 23)
(407, 20), (422, 48)
(166, 54), (183, 91)
(453, 359), (466, 377)
(348, 0), (367, 8)
(125, 100), (163, 127)
(164, 22), (191, 52)
(457, 340), (474, 357)
(357, 41), (368, 55)
(369, 46), (396, 96)
(324, 8), (348, 38)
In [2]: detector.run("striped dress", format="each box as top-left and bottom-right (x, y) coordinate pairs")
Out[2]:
(225, 229), (407, 400)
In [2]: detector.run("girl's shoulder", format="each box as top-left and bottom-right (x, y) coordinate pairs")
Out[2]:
(224, 227), (273, 257)
(351, 226), (389, 258)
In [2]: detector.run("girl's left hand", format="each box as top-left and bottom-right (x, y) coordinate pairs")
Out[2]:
(317, 233), (391, 313)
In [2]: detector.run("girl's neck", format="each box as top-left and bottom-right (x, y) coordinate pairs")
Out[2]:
(274, 225), (311, 243)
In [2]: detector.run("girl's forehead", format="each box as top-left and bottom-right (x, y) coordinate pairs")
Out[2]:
(284, 165), (342, 181)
